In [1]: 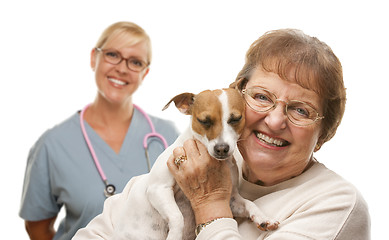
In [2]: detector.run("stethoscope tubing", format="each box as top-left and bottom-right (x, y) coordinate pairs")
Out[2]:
(80, 103), (168, 197)
(80, 104), (108, 181)
(133, 104), (168, 171)
(133, 104), (169, 149)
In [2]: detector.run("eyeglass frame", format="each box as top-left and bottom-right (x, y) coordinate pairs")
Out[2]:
(95, 47), (149, 72)
(240, 86), (324, 126)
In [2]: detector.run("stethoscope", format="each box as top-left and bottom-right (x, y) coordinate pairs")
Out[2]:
(80, 103), (168, 198)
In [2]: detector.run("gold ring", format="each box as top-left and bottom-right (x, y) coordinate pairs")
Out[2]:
(174, 155), (187, 167)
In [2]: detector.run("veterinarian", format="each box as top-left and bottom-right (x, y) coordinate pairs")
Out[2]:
(19, 21), (179, 240)
(168, 29), (370, 239)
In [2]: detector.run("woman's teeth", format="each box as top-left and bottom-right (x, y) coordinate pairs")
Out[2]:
(256, 132), (288, 147)
(108, 78), (127, 86)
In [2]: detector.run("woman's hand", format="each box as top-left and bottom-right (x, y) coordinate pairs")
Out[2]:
(167, 139), (233, 224)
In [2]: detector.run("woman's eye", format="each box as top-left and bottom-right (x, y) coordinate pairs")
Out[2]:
(289, 106), (310, 118)
(295, 107), (309, 117)
(106, 51), (119, 58)
(253, 93), (271, 102)
(129, 59), (144, 67)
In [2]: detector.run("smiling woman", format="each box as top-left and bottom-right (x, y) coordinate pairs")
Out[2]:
(238, 67), (324, 184)
(18, 21), (180, 240)
(165, 28), (370, 239)
(91, 28), (151, 105)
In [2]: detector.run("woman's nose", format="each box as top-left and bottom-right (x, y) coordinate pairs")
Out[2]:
(264, 104), (287, 130)
(116, 60), (129, 74)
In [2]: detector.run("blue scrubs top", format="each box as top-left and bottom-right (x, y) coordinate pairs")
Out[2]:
(19, 108), (179, 240)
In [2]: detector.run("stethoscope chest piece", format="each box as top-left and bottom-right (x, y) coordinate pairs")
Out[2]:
(104, 184), (116, 198)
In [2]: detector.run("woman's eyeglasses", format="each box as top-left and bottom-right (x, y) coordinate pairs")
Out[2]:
(241, 86), (324, 126)
(95, 48), (149, 72)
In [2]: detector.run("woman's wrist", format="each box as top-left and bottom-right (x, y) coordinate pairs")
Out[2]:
(195, 217), (230, 236)
(192, 199), (233, 225)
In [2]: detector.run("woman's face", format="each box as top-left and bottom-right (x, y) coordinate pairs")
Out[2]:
(90, 33), (149, 105)
(239, 67), (323, 186)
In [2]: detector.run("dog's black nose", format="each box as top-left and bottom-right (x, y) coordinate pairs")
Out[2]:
(214, 143), (230, 159)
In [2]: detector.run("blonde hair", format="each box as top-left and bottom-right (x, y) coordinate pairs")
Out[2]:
(95, 21), (152, 64)
(234, 29), (346, 146)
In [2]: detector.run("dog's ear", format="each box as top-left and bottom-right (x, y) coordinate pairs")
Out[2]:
(162, 93), (195, 115)
(229, 78), (247, 91)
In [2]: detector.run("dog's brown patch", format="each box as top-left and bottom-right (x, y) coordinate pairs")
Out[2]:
(225, 88), (246, 135)
(191, 90), (223, 140)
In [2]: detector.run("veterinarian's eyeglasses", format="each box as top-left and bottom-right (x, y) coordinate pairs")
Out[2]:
(241, 87), (324, 126)
(95, 48), (149, 72)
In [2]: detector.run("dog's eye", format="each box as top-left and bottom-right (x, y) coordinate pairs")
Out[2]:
(197, 117), (212, 128)
(228, 115), (242, 125)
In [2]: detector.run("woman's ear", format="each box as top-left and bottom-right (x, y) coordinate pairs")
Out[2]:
(90, 48), (97, 71)
(314, 138), (324, 152)
(141, 67), (150, 80)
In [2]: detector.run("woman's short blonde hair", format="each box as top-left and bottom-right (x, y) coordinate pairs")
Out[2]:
(95, 21), (152, 64)
(234, 29), (346, 146)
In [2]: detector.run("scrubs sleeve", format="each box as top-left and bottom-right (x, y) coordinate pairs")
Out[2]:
(72, 176), (138, 239)
(19, 132), (60, 220)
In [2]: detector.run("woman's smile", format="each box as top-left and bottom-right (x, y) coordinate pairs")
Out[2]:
(254, 130), (290, 148)
(108, 77), (128, 87)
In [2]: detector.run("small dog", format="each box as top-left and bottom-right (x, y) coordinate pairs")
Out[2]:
(121, 87), (278, 239)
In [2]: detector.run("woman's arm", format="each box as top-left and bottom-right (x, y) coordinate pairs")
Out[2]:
(25, 216), (57, 240)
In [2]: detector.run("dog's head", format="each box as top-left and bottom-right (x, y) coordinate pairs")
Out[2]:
(163, 88), (245, 160)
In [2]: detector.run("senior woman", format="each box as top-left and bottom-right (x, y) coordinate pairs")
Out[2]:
(72, 29), (370, 240)
(168, 29), (370, 239)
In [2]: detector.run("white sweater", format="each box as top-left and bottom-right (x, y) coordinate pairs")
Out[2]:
(73, 162), (370, 240)
(198, 162), (370, 240)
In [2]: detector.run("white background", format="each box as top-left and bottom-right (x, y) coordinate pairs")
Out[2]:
(1, 0), (387, 238)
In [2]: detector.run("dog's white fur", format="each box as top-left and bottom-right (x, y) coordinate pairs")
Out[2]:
(122, 88), (278, 240)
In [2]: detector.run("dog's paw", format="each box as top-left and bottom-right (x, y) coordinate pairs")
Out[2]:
(256, 220), (280, 231)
